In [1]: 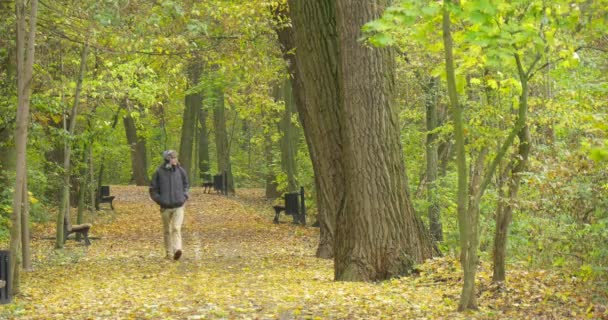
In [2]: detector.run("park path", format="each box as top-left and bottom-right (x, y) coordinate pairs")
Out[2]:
(14, 185), (328, 319)
(99, 185), (317, 265)
(2, 186), (601, 319)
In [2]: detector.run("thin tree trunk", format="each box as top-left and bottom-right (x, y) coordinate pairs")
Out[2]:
(493, 165), (508, 281)
(75, 146), (89, 241)
(441, 1), (478, 310)
(493, 56), (531, 282)
(88, 143), (95, 211)
(56, 42), (88, 249)
(333, 0), (435, 281)
(12, 0), (38, 293)
(285, 0), (343, 259)
(96, 111), (120, 209)
(21, 175), (31, 271)
(264, 127), (280, 199)
(425, 77), (442, 242)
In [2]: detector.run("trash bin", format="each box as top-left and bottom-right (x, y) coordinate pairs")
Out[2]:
(0, 250), (10, 304)
(284, 192), (299, 216)
(213, 174), (223, 193)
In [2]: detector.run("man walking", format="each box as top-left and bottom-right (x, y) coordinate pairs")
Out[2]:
(149, 150), (189, 260)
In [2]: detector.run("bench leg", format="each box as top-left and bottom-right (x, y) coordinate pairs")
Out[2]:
(83, 230), (91, 246)
(110, 201), (114, 210)
(273, 208), (281, 224)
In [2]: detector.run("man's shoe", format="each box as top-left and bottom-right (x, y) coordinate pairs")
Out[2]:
(173, 249), (182, 261)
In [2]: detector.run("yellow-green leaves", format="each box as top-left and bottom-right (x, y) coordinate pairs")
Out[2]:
(2, 186), (605, 319)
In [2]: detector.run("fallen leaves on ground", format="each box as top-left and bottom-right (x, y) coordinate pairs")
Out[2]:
(0, 186), (605, 319)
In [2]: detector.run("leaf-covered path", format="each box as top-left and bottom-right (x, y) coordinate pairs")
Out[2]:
(0, 186), (605, 319)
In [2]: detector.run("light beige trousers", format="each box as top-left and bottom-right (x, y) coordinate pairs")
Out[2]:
(161, 206), (184, 257)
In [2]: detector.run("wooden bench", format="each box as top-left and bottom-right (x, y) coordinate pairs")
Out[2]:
(202, 181), (214, 193)
(272, 205), (287, 224)
(63, 216), (92, 246)
(96, 185), (115, 210)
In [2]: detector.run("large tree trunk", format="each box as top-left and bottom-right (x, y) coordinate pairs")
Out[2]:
(285, 0), (343, 259)
(278, 80), (299, 192)
(264, 123), (280, 199)
(212, 88), (235, 194)
(181, 93), (199, 179)
(21, 176), (31, 271)
(95, 111), (120, 210)
(123, 100), (149, 186)
(56, 43), (88, 249)
(198, 103), (211, 183)
(88, 138), (95, 211)
(332, 0), (435, 281)
(180, 60), (202, 179)
(75, 144), (90, 241)
(425, 77), (442, 242)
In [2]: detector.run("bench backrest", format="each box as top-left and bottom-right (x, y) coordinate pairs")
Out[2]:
(100, 186), (110, 197)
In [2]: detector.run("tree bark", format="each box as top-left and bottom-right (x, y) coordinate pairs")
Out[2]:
(75, 145), (89, 241)
(264, 127), (280, 199)
(88, 141), (95, 211)
(213, 88), (235, 194)
(493, 55), (531, 282)
(441, 1), (478, 310)
(12, 0), (38, 294)
(96, 111), (120, 210)
(198, 103), (211, 183)
(332, 0), (435, 281)
(123, 100), (149, 186)
(285, 0), (343, 259)
(278, 80), (299, 193)
(180, 60), (202, 180)
(21, 175), (31, 271)
(56, 42), (88, 249)
(425, 77), (442, 242)
(180, 93), (199, 179)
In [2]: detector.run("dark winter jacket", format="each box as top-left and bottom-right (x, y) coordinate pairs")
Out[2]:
(149, 163), (189, 209)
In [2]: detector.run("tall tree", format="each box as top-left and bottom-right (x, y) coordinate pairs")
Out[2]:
(123, 100), (149, 186)
(492, 54), (532, 282)
(212, 87), (235, 194)
(285, 0), (343, 259)
(332, 0), (435, 281)
(56, 43), (89, 249)
(11, 0), (38, 295)
(180, 60), (202, 179)
(424, 77), (442, 242)
(198, 103), (211, 183)
(278, 80), (299, 192)
(20, 177), (31, 271)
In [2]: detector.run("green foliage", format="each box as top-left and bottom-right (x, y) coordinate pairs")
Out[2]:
(0, 185), (12, 241)
(508, 213), (608, 284)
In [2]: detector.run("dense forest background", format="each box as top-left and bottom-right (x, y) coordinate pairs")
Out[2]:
(0, 0), (607, 314)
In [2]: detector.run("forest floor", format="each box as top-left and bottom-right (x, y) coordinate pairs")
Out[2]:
(0, 185), (606, 319)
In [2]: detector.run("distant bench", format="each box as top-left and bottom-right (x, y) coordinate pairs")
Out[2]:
(63, 216), (92, 246)
(272, 187), (306, 225)
(96, 185), (115, 210)
(202, 172), (228, 195)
